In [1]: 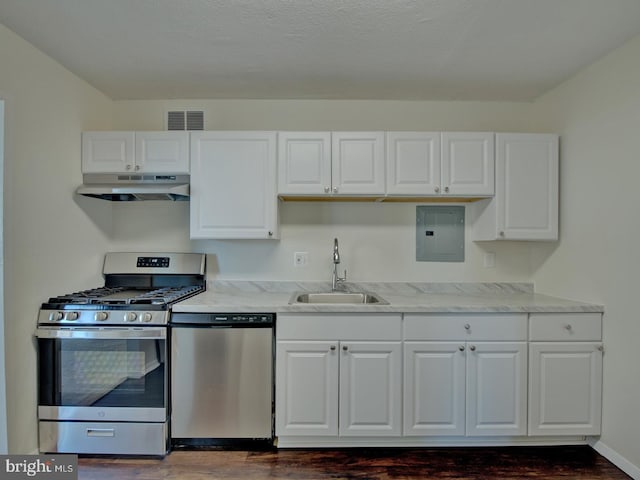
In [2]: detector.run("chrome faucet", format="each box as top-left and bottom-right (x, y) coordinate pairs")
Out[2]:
(331, 238), (347, 291)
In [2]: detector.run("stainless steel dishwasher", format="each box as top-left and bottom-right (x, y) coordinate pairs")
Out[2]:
(169, 313), (274, 446)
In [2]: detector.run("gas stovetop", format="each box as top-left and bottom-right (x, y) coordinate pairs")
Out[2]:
(38, 252), (206, 326)
(42, 285), (204, 309)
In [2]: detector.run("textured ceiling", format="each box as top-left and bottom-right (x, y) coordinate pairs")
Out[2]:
(2, 0), (640, 101)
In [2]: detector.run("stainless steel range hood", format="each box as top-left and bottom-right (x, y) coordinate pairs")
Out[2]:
(76, 174), (190, 201)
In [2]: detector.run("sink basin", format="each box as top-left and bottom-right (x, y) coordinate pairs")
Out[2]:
(290, 292), (389, 305)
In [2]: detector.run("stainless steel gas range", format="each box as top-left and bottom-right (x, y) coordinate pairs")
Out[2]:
(36, 252), (205, 456)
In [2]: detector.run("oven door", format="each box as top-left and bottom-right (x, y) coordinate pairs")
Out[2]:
(36, 327), (167, 422)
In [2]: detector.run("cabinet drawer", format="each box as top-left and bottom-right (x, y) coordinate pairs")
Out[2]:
(277, 313), (402, 341)
(404, 313), (527, 341)
(529, 313), (602, 341)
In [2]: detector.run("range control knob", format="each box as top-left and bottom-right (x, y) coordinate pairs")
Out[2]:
(49, 312), (63, 322)
(94, 312), (109, 322)
(64, 312), (79, 321)
(124, 312), (138, 323)
(141, 312), (153, 323)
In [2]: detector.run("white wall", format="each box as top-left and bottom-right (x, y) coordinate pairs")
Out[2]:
(0, 24), (113, 453)
(529, 34), (640, 475)
(0, 99), (7, 453)
(111, 99), (537, 282)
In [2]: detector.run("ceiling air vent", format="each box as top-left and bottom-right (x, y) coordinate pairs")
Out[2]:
(166, 110), (204, 131)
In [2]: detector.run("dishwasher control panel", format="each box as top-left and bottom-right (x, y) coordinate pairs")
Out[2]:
(170, 312), (274, 326)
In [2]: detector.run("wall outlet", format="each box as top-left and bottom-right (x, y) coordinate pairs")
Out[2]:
(294, 252), (309, 267)
(484, 252), (496, 268)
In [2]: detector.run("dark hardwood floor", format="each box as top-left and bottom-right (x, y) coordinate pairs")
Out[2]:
(78, 446), (631, 480)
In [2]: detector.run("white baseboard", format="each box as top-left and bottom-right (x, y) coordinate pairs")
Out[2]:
(589, 438), (640, 480)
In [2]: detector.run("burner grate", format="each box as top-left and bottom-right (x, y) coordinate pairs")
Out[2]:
(46, 285), (203, 307)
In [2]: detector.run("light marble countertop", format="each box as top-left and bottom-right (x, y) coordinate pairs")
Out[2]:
(172, 281), (604, 314)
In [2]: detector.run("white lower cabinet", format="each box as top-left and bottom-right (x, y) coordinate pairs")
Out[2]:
(275, 314), (402, 438)
(403, 314), (528, 437)
(276, 340), (402, 437)
(404, 342), (465, 435)
(466, 342), (528, 436)
(275, 341), (339, 436)
(404, 341), (527, 436)
(276, 311), (603, 446)
(339, 341), (402, 436)
(528, 313), (603, 436)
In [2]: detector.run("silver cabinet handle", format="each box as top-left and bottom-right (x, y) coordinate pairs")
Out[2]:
(459, 345), (465, 351)
(324, 186), (330, 193)
(464, 324), (471, 330)
(499, 231), (505, 237)
(434, 186), (440, 193)
(134, 165), (140, 171)
(342, 345), (348, 351)
(598, 345), (604, 352)
(268, 231), (273, 237)
(87, 428), (115, 437)
(564, 324), (572, 331)
(333, 187), (338, 194)
(469, 345), (476, 351)
(330, 345), (336, 351)
(126, 164), (132, 170)
(444, 186), (450, 193)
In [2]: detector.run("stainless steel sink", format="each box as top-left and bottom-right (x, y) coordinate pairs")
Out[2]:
(290, 292), (389, 305)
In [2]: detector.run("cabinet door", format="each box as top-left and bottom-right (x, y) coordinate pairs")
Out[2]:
(404, 342), (465, 436)
(442, 132), (494, 196)
(278, 132), (331, 195)
(529, 343), (602, 436)
(495, 133), (559, 240)
(135, 131), (189, 174)
(339, 342), (402, 436)
(275, 341), (339, 436)
(466, 342), (527, 436)
(386, 132), (441, 195)
(332, 132), (385, 195)
(190, 131), (278, 239)
(82, 132), (135, 173)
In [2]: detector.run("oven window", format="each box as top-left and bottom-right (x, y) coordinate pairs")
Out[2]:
(38, 338), (166, 408)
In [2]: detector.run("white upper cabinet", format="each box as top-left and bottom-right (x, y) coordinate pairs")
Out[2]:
(473, 133), (559, 241)
(332, 132), (385, 195)
(442, 132), (494, 196)
(277, 132), (385, 195)
(386, 132), (494, 196)
(82, 132), (134, 173)
(82, 131), (189, 174)
(386, 132), (441, 195)
(135, 132), (190, 173)
(190, 131), (278, 239)
(277, 132), (332, 195)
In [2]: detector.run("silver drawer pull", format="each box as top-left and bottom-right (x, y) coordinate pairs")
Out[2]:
(87, 428), (115, 437)
(464, 324), (471, 330)
(564, 324), (572, 331)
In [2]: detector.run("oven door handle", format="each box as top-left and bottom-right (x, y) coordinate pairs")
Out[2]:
(35, 328), (166, 340)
